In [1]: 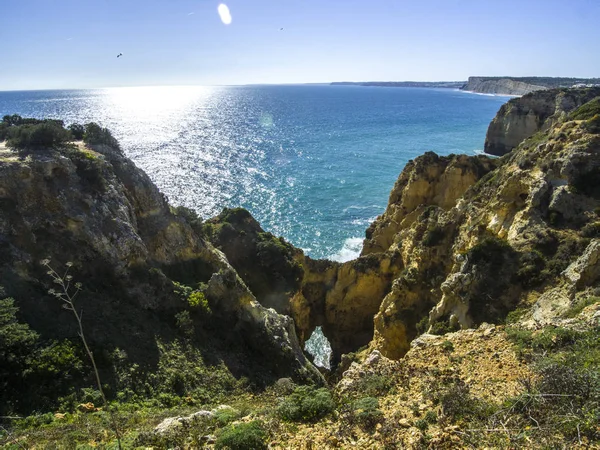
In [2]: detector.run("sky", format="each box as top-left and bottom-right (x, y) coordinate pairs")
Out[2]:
(1, 0), (599, 90)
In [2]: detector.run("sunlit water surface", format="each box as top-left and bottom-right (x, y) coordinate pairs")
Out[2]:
(0, 85), (507, 261)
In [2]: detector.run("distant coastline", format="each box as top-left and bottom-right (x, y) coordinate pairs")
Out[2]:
(331, 81), (465, 89)
(333, 76), (600, 96)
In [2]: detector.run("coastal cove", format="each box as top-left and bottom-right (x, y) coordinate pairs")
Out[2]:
(0, 85), (508, 260)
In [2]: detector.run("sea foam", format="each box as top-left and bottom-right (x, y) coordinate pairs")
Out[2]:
(329, 237), (363, 262)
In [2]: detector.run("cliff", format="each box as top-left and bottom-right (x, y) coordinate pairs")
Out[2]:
(484, 86), (600, 155)
(462, 76), (548, 95)
(204, 94), (599, 364)
(353, 94), (599, 357)
(0, 138), (322, 413)
(462, 76), (600, 96)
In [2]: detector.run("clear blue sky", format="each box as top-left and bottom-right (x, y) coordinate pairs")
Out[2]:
(1, 0), (598, 90)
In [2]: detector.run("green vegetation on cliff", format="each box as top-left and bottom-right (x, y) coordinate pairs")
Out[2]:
(0, 114), (120, 151)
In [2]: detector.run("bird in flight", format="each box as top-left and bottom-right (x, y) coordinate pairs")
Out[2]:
(117, 53), (123, 58)
(280, 27), (284, 31)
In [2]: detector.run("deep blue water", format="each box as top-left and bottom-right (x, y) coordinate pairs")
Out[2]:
(0, 85), (508, 260)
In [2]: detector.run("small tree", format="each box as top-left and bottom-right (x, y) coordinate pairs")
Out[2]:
(43, 260), (122, 449)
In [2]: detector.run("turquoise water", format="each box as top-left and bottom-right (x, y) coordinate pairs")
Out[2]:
(0, 85), (508, 260)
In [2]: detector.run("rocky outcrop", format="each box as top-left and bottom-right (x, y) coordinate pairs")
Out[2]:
(484, 87), (600, 156)
(462, 77), (547, 96)
(0, 142), (322, 384)
(362, 152), (498, 255)
(364, 98), (600, 358)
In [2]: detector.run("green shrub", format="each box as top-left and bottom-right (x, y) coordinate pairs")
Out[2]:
(69, 148), (108, 193)
(516, 250), (546, 288)
(441, 340), (454, 352)
(6, 121), (70, 149)
(173, 205), (204, 235)
(215, 421), (267, 450)
(530, 327), (579, 351)
(505, 307), (528, 324)
(83, 122), (120, 149)
(416, 316), (429, 335)
(277, 385), (335, 422)
(569, 97), (600, 121)
(0, 297), (39, 360)
(175, 310), (195, 338)
(173, 282), (210, 314)
(429, 316), (459, 335)
(0, 297), (39, 413)
(429, 381), (495, 422)
(14, 412), (55, 429)
(415, 418), (429, 431)
(353, 373), (395, 398)
(424, 410), (437, 424)
(213, 406), (241, 426)
(584, 113), (600, 133)
(562, 296), (600, 318)
(502, 326), (600, 442)
(352, 397), (384, 429)
(0, 122), (8, 141)
(188, 291), (210, 313)
(467, 237), (515, 267)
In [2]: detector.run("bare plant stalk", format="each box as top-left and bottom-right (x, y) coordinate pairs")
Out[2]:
(43, 260), (122, 450)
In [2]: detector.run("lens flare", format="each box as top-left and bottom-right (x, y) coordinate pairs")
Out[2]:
(217, 4), (232, 25)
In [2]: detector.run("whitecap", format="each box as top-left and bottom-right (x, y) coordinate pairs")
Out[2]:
(329, 237), (363, 262)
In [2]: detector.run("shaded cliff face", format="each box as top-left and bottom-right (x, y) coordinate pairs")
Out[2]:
(462, 77), (547, 96)
(0, 142), (322, 385)
(484, 87), (600, 156)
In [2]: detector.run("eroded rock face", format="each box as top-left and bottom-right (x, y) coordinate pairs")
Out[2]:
(484, 87), (600, 156)
(0, 143), (322, 384)
(362, 152), (498, 255)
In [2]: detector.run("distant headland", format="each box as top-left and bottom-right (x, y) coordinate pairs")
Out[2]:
(332, 76), (600, 96)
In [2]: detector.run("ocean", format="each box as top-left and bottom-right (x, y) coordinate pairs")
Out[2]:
(0, 85), (508, 262)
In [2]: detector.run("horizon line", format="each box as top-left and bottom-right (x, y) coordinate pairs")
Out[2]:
(2, 75), (598, 92)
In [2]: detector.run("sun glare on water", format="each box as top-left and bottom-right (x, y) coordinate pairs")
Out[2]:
(218, 4), (232, 25)
(104, 86), (213, 119)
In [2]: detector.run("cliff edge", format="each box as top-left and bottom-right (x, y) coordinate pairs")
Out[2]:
(484, 87), (600, 156)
